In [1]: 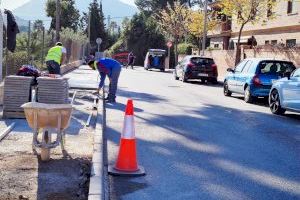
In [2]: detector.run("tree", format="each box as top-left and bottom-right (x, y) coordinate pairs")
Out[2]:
(221, 0), (277, 64)
(109, 21), (118, 35)
(87, 0), (107, 51)
(46, 0), (80, 31)
(79, 12), (89, 35)
(33, 20), (44, 31)
(188, 10), (217, 54)
(155, 1), (191, 64)
(135, 0), (200, 13)
(109, 13), (166, 65)
(121, 17), (130, 30)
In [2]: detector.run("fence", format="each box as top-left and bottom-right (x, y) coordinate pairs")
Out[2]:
(2, 21), (87, 77)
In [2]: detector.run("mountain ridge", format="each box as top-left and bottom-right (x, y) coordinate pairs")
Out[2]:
(13, 0), (137, 25)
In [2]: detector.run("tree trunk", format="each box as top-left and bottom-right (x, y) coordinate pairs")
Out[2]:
(235, 23), (245, 65)
(174, 37), (178, 65)
(198, 37), (202, 55)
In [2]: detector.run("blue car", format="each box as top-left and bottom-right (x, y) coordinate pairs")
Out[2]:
(224, 58), (296, 103)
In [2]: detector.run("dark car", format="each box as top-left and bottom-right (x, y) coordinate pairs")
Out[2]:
(174, 56), (218, 84)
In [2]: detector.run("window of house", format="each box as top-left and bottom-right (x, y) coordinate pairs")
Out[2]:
(214, 44), (219, 48)
(265, 41), (270, 45)
(271, 40), (277, 45)
(287, 0), (294, 14)
(286, 39), (296, 47)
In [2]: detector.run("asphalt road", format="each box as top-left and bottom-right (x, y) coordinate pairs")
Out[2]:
(106, 67), (300, 200)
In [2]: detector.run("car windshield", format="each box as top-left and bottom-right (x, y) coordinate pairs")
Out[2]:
(191, 57), (214, 65)
(258, 61), (295, 75)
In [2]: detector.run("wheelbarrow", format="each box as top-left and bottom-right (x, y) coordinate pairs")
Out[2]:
(22, 102), (73, 161)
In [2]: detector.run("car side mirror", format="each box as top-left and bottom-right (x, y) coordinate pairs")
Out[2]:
(227, 68), (234, 73)
(284, 72), (291, 80)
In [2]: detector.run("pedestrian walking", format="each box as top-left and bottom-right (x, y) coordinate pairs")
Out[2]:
(88, 58), (122, 103)
(127, 52), (135, 69)
(45, 42), (67, 75)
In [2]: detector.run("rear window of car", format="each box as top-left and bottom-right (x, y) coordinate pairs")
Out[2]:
(191, 57), (214, 65)
(258, 61), (295, 75)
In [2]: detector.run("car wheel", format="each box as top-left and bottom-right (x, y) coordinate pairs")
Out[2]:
(174, 70), (179, 80)
(200, 78), (206, 84)
(160, 68), (165, 72)
(223, 81), (232, 97)
(211, 78), (218, 84)
(269, 89), (286, 115)
(244, 86), (255, 103)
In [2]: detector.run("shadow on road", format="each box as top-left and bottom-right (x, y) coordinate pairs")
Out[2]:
(106, 102), (300, 199)
(117, 89), (168, 104)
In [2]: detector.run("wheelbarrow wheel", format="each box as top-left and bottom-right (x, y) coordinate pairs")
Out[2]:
(41, 131), (50, 161)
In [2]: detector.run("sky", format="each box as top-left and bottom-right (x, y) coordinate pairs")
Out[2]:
(0, 0), (136, 10)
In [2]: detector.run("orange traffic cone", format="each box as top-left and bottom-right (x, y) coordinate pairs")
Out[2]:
(108, 99), (145, 176)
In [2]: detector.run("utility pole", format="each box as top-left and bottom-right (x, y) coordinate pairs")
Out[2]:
(27, 20), (31, 64)
(41, 26), (45, 67)
(55, 0), (61, 42)
(201, 0), (208, 56)
(0, 8), (3, 81)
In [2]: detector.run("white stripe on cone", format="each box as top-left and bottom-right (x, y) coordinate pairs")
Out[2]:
(122, 116), (135, 139)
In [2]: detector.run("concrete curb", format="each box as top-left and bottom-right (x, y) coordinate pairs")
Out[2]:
(88, 101), (104, 200)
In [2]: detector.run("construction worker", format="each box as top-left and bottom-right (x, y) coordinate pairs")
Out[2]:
(45, 42), (67, 74)
(88, 58), (122, 103)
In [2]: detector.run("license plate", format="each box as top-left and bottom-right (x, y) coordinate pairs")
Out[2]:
(198, 73), (208, 77)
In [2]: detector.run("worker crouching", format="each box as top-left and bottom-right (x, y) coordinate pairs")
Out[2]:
(88, 58), (122, 103)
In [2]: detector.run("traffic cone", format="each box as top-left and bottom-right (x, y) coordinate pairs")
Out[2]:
(108, 99), (145, 176)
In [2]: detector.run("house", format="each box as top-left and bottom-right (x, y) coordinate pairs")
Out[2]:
(207, 1), (232, 50)
(207, 0), (300, 49)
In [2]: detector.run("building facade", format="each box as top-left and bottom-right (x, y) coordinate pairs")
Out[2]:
(208, 0), (300, 49)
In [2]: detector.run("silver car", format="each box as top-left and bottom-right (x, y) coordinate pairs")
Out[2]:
(269, 68), (300, 115)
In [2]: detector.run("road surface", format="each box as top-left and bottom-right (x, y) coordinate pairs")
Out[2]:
(106, 67), (300, 200)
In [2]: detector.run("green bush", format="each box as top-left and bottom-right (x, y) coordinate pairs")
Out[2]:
(3, 51), (29, 76)
(178, 43), (195, 55)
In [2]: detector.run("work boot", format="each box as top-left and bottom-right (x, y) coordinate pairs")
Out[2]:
(106, 98), (116, 103)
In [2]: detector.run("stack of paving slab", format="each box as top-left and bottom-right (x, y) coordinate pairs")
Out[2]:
(37, 77), (69, 104)
(3, 76), (33, 118)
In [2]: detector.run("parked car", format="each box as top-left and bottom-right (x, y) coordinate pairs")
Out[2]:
(224, 58), (296, 103)
(269, 68), (300, 115)
(144, 49), (166, 71)
(174, 56), (218, 84)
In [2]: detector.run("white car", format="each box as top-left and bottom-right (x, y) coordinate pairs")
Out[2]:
(269, 68), (300, 115)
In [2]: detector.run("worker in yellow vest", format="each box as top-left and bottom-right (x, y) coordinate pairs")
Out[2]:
(45, 42), (67, 74)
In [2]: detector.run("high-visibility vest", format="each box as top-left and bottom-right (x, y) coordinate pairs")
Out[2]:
(46, 46), (63, 64)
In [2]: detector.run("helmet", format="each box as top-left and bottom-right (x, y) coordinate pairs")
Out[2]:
(56, 42), (63, 46)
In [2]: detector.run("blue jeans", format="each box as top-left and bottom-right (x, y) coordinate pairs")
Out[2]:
(108, 68), (121, 100)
